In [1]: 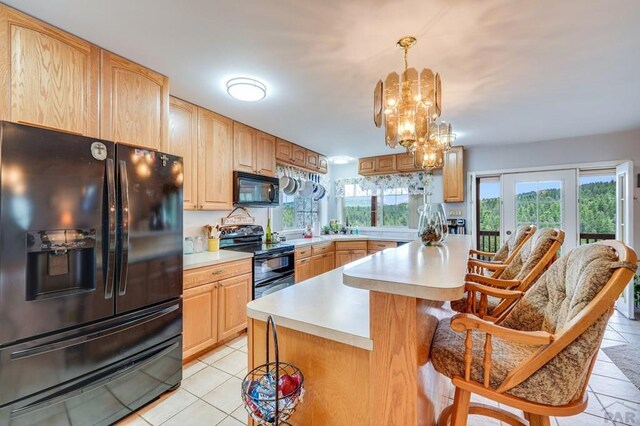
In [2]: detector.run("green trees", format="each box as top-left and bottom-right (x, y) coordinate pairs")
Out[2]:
(479, 181), (615, 241)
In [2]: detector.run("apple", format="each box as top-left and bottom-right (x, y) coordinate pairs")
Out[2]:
(278, 374), (297, 396)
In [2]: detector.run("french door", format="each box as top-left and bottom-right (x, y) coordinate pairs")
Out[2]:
(615, 161), (635, 319)
(502, 170), (578, 253)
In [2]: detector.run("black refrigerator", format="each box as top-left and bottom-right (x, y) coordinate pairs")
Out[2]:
(0, 122), (183, 425)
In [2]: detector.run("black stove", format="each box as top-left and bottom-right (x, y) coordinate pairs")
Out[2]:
(219, 225), (295, 298)
(219, 225), (294, 255)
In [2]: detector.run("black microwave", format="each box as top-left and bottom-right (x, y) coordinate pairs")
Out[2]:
(233, 171), (280, 207)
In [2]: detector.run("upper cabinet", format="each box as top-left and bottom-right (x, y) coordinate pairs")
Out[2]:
(305, 150), (319, 170)
(443, 146), (464, 202)
(198, 108), (233, 210)
(100, 51), (170, 150)
(233, 122), (276, 177)
(233, 122), (256, 173)
(275, 137), (328, 174)
(291, 145), (306, 167)
(397, 152), (419, 172)
(358, 157), (376, 175)
(0, 5), (99, 136)
(256, 131), (276, 176)
(376, 155), (396, 174)
(275, 138), (292, 163)
(318, 154), (328, 174)
(168, 96), (198, 210)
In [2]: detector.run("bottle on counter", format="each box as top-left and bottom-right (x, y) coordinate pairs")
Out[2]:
(354, 226), (359, 235)
(266, 217), (272, 243)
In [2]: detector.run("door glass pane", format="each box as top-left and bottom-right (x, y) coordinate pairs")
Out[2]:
(478, 178), (501, 253)
(515, 180), (562, 229)
(578, 171), (615, 244)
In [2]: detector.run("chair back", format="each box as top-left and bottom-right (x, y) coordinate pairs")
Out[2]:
(496, 240), (638, 405)
(493, 224), (537, 264)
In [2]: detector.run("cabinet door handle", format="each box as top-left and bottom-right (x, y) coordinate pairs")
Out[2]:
(211, 269), (224, 275)
(377, 244), (386, 248)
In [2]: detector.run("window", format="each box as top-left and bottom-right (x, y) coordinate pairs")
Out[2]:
(579, 170), (616, 244)
(343, 184), (373, 227)
(280, 191), (319, 230)
(342, 184), (422, 228)
(379, 187), (409, 227)
(515, 180), (562, 229)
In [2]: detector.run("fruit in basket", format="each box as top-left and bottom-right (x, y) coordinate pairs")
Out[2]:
(278, 374), (297, 396)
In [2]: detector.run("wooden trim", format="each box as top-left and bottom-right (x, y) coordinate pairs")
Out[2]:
(369, 291), (417, 425)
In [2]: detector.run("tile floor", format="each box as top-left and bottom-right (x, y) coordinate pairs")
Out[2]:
(119, 310), (640, 426)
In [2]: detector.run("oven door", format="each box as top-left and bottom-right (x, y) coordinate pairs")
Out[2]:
(254, 273), (295, 299)
(254, 250), (294, 287)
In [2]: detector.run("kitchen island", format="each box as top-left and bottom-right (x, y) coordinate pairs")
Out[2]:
(246, 235), (472, 425)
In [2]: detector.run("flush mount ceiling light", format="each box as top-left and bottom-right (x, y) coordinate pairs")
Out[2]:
(226, 77), (267, 102)
(373, 36), (458, 171)
(330, 156), (353, 165)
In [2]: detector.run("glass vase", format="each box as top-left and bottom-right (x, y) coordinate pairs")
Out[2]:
(418, 203), (448, 246)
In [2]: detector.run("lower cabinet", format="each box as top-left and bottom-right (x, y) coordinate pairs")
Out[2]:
(182, 259), (252, 360)
(218, 274), (252, 341)
(183, 283), (218, 359)
(335, 250), (367, 268)
(294, 257), (313, 284)
(311, 252), (335, 277)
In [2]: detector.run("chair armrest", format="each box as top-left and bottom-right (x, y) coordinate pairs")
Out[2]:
(469, 249), (497, 258)
(464, 282), (523, 300)
(465, 274), (520, 289)
(450, 313), (554, 346)
(467, 259), (507, 271)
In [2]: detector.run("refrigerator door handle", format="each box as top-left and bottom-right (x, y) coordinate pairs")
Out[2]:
(118, 160), (130, 296)
(104, 159), (116, 299)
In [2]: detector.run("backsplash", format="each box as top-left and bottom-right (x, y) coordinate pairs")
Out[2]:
(183, 209), (269, 239)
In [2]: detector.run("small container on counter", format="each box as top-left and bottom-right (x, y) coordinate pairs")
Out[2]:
(208, 238), (220, 252)
(194, 236), (204, 253)
(184, 237), (194, 255)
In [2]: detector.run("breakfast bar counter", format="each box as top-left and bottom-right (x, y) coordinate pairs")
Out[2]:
(246, 235), (472, 425)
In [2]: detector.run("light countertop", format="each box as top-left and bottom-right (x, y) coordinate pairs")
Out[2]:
(183, 250), (254, 271)
(285, 234), (414, 248)
(343, 236), (472, 300)
(246, 261), (373, 350)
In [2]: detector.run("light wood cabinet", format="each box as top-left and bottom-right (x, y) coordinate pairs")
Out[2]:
(198, 108), (233, 210)
(358, 157), (376, 175)
(397, 153), (419, 172)
(168, 97), (198, 210)
(335, 249), (367, 268)
(183, 283), (218, 359)
(294, 258), (313, 283)
(233, 122), (256, 173)
(306, 150), (319, 171)
(376, 155), (397, 174)
(276, 138), (292, 163)
(100, 50), (169, 150)
(318, 155), (329, 174)
(443, 146), (464, 202)
(367, 240), (398, 254)
(311, 254), (325, 278)
(291, 145), (306, 166)
(233, 122), (276, 176)
(256, 131), (276, 177)
(218, 273), (252, 341)
(183, 259), (252, 360)
(0, 5), (100, 136)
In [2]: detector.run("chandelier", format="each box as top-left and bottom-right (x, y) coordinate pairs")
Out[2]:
(373, 36), (456, 170)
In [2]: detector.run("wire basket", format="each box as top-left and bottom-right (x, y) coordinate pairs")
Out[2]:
(241, 316), (304, 425)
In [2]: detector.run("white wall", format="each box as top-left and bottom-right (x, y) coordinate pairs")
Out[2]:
(184, 208), (268, 239)
(465, 128), (640, 250)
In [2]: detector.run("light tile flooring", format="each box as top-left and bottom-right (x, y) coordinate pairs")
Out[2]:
(119, 311), (640, 426)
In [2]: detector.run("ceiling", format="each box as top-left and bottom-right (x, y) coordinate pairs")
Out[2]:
(6, 0), (640, 158)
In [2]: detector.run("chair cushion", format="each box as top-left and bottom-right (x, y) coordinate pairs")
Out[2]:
(500, 228), (560, 281)
(431, 317), (537, 389)
(492, 225), (532, 262)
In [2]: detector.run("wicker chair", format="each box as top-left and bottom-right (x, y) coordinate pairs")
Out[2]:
(468, 225), (536, 278)
(432, 240), (638, 426)
(453, 228), (564, 320)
